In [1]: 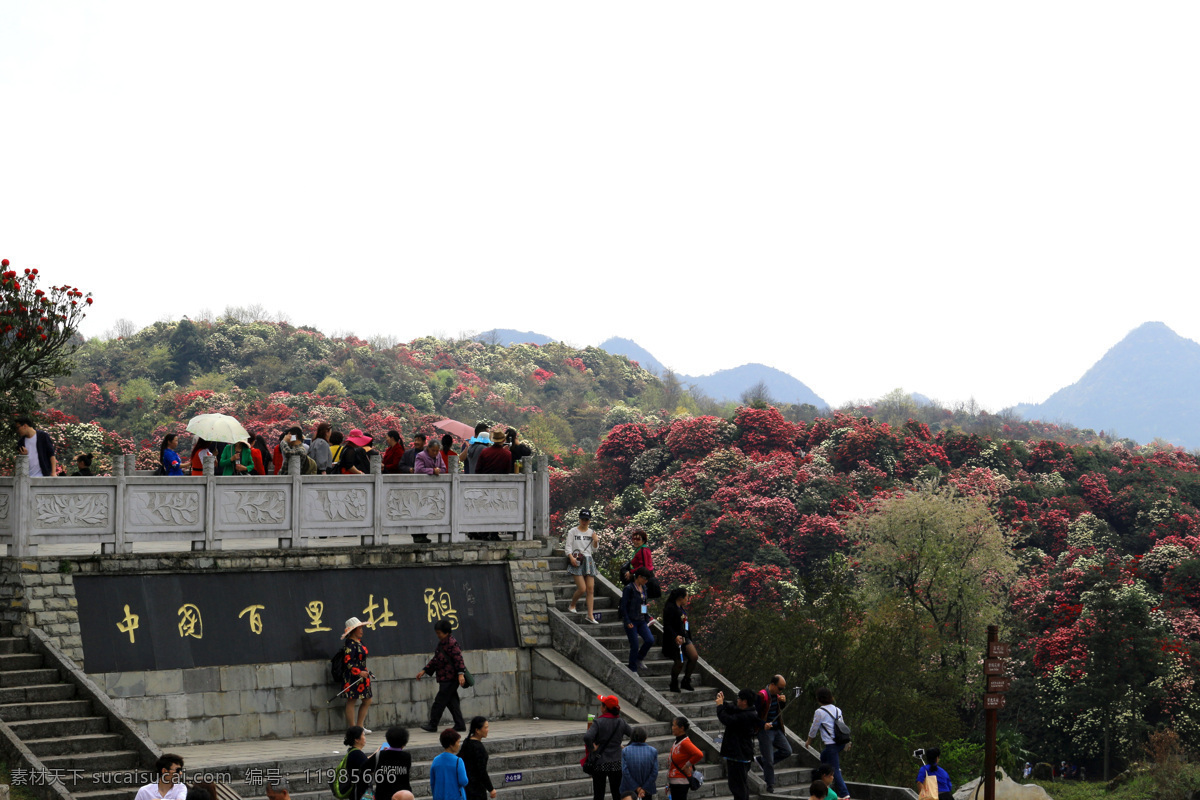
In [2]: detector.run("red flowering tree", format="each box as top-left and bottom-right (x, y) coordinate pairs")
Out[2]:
(0, 259), (93, 458)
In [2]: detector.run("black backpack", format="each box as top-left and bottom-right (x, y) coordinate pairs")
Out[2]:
(330, 646), (347, 683)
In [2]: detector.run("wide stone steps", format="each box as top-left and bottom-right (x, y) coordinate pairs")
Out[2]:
(0, 682), (78, 704)
(26, 733), (129, 757)
(0, 634), (147, 800)
(0, 698), (94, 721)
(0, 636), (30, 654)
(0, 667), (61, 687)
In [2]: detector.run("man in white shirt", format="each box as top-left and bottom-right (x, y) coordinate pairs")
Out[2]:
(134, 754), (186, 800)
(15, 417), (56, 477)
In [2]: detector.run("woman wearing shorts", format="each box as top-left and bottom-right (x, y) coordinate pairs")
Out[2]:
(565, 509), (600, 624)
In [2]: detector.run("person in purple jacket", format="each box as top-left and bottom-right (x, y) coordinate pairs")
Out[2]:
(415, 440), (444, 476)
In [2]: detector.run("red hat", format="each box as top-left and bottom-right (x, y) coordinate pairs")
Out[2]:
(345, 428), (373, 447)
(598, 694), (620, 710)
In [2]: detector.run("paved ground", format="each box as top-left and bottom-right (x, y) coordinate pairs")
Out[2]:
(177, 718), (587, 769)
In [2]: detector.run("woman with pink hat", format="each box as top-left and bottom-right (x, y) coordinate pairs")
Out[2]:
(338, 430), (374, 475)
(338, 616), (374, 732)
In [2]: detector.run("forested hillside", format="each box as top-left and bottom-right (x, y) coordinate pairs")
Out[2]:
(551, 407), (1200, 786)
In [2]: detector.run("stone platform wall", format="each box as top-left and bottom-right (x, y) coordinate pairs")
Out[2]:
(0, 541), (557, 746)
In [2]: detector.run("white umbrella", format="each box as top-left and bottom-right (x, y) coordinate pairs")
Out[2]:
(186, 413), (250, 443)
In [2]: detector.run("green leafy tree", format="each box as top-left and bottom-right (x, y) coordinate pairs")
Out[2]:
(0, 260), (92, 457)
(1067, 562), (1169, 780)
(850, 486), (1017, 697)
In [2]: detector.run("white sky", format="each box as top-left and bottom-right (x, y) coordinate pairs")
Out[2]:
(3, 2), (1199, 411)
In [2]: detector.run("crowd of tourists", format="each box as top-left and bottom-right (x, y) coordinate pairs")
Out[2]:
(566, 510), (859, 800)
(11, 416), (533, 478)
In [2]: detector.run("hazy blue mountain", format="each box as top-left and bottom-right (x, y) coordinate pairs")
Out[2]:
(474, 329), (556, 347)
(687, 363), (827, 407)
(911, 392), (936, 405)
(1014, 321), (1200, 447)
(599, 338), (826, 406)
(598, 337), (667, 375)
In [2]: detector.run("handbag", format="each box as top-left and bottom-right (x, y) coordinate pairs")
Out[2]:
(581, 722), (620, 775)
(670, 750), (703, 790)
(917, 771), (939, 800)
(462, 666), (475, 688)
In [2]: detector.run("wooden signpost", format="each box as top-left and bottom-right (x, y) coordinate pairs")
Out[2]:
(983, 625), (1012, 800)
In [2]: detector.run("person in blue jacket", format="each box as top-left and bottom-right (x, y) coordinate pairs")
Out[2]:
(917, 747), (953, 800)
(160, 434), (184, 476)
(429, 728), (469, 800)
(619, 727), (659, 800)
(619, 568), (655, 672)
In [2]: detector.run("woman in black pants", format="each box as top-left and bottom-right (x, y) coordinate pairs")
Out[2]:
(662, 587), (699, 692)
(583, 695), (633, 800)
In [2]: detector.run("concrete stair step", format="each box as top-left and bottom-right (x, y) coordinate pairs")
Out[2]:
(0, 668), (61, 687)
(58, 769), (154, 793)
(643, 676), (709, 692)
(0, 682), (77, 704)
(0, 637), (30, 655)
(41, 749), (143, 772)
(553, 597), (613, 610)
(26, 733), (129, 757)
(0, 653), (46, 671)
(7, 715), (109, 739)
(0, 698), (93, 722)
(67, 789), (131, 800)
(279, 775), (740, 800)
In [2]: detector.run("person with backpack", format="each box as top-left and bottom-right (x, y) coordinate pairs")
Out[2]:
(332, 726), (370, 800)
(159, 435), (184, 476)
(365, 727), (413, 800)
(916, 747), (953, 800)
(335, 617), (373, 732)
(804, 687), (851, 800)
(754, 674), (792, 793)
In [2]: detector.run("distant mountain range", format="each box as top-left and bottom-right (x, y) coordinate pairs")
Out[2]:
(1014, 321), (1200, 448)
(476, 330), (828, 407)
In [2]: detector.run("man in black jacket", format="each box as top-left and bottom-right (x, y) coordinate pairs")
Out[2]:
(15, 417), (56, 477)
(716, 689), (761, 800)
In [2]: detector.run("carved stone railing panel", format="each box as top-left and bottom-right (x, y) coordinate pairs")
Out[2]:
(456, 478), (526, 527)
(124, 486), (206, 532)
(30, 488), (116, 534)
(0, 487), (12, 532)
(302, 484), (373, 529)
(214, 484), (292, 531)
(382, 484), (450, 526)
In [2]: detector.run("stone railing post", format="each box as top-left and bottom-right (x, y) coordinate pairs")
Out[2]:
(286, 452), (303, 549)
(125, 454), (136, 474)
(201, 454), (217, 551)
(368, 452), (382, 546)
(110, 457), (126, 554)
(535, 455), (549, 541)
(522, 455), (534, 541)
(13, 453), (31, 557)
(449, 454), (460, 543)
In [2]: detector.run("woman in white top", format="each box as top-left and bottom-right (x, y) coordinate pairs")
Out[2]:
(804, 686), (850, 800)
(564, 509), (600, 624)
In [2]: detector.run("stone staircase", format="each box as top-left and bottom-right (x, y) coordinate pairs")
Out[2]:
(0, 628), (156, 800)
(547, 558), (817, 798)
(211, 722), (747, 800)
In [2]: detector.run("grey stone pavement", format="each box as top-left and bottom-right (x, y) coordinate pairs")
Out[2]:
(176, 718), (586, 769)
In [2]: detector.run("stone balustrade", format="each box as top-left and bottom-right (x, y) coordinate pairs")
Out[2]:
(0, 453), (550, 555)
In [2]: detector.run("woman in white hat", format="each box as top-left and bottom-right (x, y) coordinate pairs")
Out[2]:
(339, 617), (374, 731)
